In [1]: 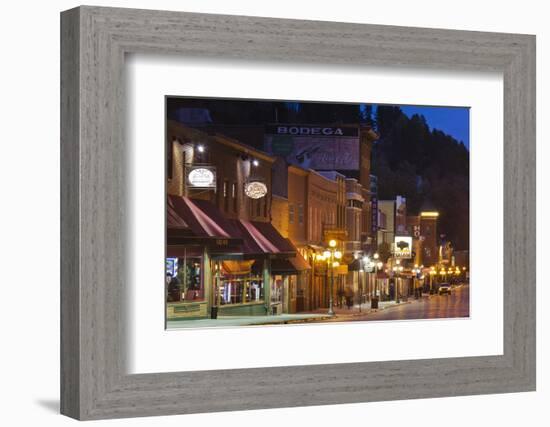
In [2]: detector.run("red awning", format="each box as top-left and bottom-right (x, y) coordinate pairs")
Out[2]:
(167, 195), (242, 238)
(167, 196), (296, 258)
(234, 219), (295, 257)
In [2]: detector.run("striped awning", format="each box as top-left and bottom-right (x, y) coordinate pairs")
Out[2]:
(167, 195), (295, 258)
(233, 219), (296, 258)
(167, 195), (242, 239)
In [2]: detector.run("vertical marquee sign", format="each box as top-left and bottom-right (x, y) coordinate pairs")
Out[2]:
(371, 196), (378, 248)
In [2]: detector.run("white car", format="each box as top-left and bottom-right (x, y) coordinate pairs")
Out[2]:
(438, 284), (451, 295)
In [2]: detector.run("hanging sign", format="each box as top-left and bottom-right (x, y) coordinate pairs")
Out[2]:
(187, 166), (216, 189)
(393, 236), (413, 259)
(244, 181), (268, 199)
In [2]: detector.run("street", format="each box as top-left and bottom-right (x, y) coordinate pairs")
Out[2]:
(310, 284), (470, 323)
(167, 285), (470, 329)
(363, 284), (470, 321)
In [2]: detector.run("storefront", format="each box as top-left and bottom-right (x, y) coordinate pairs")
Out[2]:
(212, 259), (267, 316)
(270, 254), (311, 314)
(166, 195), (303, 320)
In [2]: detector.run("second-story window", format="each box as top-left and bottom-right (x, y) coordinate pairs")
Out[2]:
(223, 180), (228, 212)
(167, 139), (174, 180)
(232, 182), (237, 213)
(297, 204), (304, 225)
(289, 204), (295, 224)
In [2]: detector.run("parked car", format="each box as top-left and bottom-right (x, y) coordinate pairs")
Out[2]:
(438, 284), (452, 295)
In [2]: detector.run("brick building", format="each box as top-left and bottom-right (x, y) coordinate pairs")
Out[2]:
(165, 120), (309, 321)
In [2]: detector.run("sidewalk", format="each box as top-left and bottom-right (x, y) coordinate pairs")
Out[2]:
(167, 295), (430, 329)
(302, 298), (415, 320)
(167, 312), (332, 329)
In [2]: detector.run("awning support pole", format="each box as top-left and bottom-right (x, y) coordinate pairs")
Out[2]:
(263, 258), (271, 315)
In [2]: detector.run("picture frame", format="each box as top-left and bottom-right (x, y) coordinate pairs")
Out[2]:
(60, 5), (536, 420)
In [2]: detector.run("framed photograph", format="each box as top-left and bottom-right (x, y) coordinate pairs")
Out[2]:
(61, 6), (536, 420)
(163, 96), (470, 329)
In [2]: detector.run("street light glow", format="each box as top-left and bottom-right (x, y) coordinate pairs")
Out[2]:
(334, 251), (342, 259)
(329, 239), (337, 248)
(332, 261), (340, 268)
(323, 250), (331, 258)
(197, 144), (205, 153)
(373, 253), (379, 260)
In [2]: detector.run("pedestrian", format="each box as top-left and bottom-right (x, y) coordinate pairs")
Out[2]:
(337, 287), (344, 308)
(165, 272), (173, 301)
(168, 273), (181, 302)
(344, 287), (354, 309)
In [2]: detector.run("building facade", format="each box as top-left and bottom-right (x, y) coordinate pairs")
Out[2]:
(165, 120), (309, 321)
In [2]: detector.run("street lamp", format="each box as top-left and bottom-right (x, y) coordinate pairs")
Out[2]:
(392, 266), (398, 303)
(371, 257), (382, 309)
(360, 256), (370, 311)
(429, 268), (436, 294)
(323, 240), (341, 316)
(397, 265), (404, 302)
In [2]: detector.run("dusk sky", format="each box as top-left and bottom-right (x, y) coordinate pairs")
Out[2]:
(375, 104), (470, 150)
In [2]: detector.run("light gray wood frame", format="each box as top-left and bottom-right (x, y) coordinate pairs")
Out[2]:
(60, 5), (536, 420)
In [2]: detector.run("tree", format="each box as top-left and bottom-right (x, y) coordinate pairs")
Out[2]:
(377, 242), (392, 263)
(372, 105), (469, 250)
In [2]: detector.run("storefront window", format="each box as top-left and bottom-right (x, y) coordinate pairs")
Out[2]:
(271, 275), (284, 304)
(165, 252), (205, 303)
(215, 260), (264, 305)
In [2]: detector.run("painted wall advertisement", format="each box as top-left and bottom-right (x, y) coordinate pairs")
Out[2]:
(264, 124), (360, 170)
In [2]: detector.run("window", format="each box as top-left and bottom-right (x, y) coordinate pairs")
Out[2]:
(223, 180), (228, 211)
(165, 254), (204, 303)
(217, 261), (264, 305)
(271, 275), (285, 304)
(297, 203), (304, 225)
(232, 182), (237, 213)
(167, 139), (175, 180)
(347, 199), (363, 209)
(216, 178), (221, 207)
(289, 204), (295, 224)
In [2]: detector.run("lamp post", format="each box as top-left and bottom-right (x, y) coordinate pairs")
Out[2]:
(360, 256), (369, 313)
(398, 265), (404, 301)
(429, 267), (436, 294)
(371, 252), (381, 309)
(414, 264), (419, 297)
(322, 239), (341, 316)
(393, 259), (403, 303)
